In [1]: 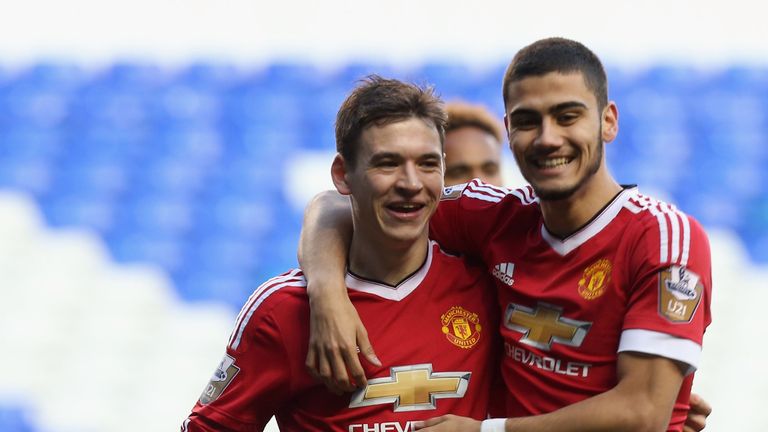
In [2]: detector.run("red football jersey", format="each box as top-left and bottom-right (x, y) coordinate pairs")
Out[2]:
(430, 181), (712, 432)
(182, 241), (501, 432)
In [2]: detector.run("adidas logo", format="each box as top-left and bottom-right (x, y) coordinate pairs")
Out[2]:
(492, 262), (515, 286)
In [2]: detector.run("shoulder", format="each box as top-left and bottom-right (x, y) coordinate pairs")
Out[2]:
(227, 269), (308, 351)
(621, 190), (709, 264)
(430, 242), (491, 282)
(622, 190), (704, 234)
(441, 179), (540, 211)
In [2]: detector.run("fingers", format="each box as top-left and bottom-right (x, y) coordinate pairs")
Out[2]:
(357, 327), (382, 368)
(684, 392), (711, 432)
(329, 346), (356, 392)
(341, 344), (368, 389)
(412, 415), (449, 430)
(305, 294), (380, 393)
(683, 414), (707, 432)
(317, 347), (345, 395)
(689, 393), (712, 416)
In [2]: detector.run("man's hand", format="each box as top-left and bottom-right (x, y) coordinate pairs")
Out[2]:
(412, 415), (482, 431)
(305, 288), (381, 394)
(684, 393), (712, 432)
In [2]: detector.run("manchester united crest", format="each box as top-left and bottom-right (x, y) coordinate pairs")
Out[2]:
(578, 259), (612, 300)
(441, 306), (481, 349)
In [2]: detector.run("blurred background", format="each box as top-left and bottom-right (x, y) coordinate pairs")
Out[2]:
(0, 0), (766, 430)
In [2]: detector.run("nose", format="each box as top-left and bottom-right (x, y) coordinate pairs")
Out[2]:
(535, 117), (564, 149)
(396, 162), (423, 195)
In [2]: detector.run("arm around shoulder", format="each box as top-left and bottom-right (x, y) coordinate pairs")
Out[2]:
(297, 190), (381, 393)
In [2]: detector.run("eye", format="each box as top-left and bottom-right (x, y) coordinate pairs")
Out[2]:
(509, 114), (539, 131)
(557, 112), (580, 125)
(375, 159), (398, 168)
(482, 163), (500, 175)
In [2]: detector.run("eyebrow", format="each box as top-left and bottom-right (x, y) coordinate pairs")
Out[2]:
(509, 101), (588, 117)
(369, 151), (442, 163)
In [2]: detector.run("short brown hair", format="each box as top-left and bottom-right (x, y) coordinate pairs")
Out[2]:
(336, 75), (447, 167)
(445, 101), (505, 144)
(503, 37), (608, 110)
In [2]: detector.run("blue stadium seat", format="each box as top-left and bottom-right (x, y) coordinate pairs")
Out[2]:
(334, 62), (397, 87)
(220, 124), (303, 164)
(712, 65), (768, 93)
(740, 197), (768, 263)
(174, 62), (240, 90)
(0, 404), (36, 432)
(0, 127), (63, 161)
(172, 266), (255, 307)
(111, 192), (195, 238)
(12, 62), (83, 90)
(192, 193), (278, 240)
(3, 60), (768, 297)
(93, 62), (166, 90)
(152, 125), (223, 166)
(675, 191), (747, 232)
(181, 231), (262, 274)
(0, 157), (53, 197)
(688, 90), (766, 134)
(0, 87), (71, 128)
(257, 62), (324, 91)
(635, 65), (705, 96)
(130, 156), (210, 198)
(154, 83), (223, 127)
(39, 192), (116, 233)
(301, 89), (345, 150)
(414, 62), (475, 96)
(105, 228), (185, 272)
(67, 86), (154, 130)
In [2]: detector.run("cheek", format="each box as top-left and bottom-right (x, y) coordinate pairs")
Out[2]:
(426, 174), (445, 196)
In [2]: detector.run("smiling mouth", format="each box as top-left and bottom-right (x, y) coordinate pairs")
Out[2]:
(386, 202), (425, 213)
(533, 157), (572, 169)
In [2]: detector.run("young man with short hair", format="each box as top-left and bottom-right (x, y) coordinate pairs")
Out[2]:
(181, 76), (500, 431)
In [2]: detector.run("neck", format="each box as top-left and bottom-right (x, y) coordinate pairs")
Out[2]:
(539, 169), (622, 238)
(347, 234), (430, 286)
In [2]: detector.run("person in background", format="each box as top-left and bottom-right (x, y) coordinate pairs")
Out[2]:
(443, 101), (505, 186)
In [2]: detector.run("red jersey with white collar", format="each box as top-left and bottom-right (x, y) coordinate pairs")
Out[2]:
(430, 180), (712, 431)
(182, 241), (501, 432)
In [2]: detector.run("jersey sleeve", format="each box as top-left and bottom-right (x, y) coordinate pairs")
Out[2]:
(183, 295), (298, 431)
(619, 212), (712, 374)
(430, 180), (515, 257)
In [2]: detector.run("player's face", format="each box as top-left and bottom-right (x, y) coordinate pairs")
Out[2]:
(347, 117), (444, 245)
(504, 72), (617, 201)
(444, 126), (503, 186)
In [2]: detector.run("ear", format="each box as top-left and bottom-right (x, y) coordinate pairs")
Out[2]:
(601, 101), (619, 143)
(503, 114), (510, 136)
(331, 153), (353, 195)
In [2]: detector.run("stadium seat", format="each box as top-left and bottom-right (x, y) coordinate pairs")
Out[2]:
(2, 59), (768, 298)
(0, 404), (36, 432)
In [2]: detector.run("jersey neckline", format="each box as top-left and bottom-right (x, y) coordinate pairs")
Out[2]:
(345, 240), (436, 301)
(540, 186), (638, 256)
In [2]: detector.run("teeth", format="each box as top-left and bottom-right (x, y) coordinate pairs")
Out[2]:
(539, 157), (570, 168)
(391, 203), (420, 211)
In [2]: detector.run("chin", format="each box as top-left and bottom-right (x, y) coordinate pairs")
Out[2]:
(531, 182), (580, 201)
(382, 227), (428, 245)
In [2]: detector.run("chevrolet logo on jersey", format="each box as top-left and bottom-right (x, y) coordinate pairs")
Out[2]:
(504, 302), (592, 351)
(349, 364), (470, 412)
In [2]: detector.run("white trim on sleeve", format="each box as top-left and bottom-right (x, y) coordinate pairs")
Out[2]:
(618, 329), (701, 375)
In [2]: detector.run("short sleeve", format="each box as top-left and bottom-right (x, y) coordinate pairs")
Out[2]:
(620, 213), (712, 373)
(184, 305), (294, 430)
